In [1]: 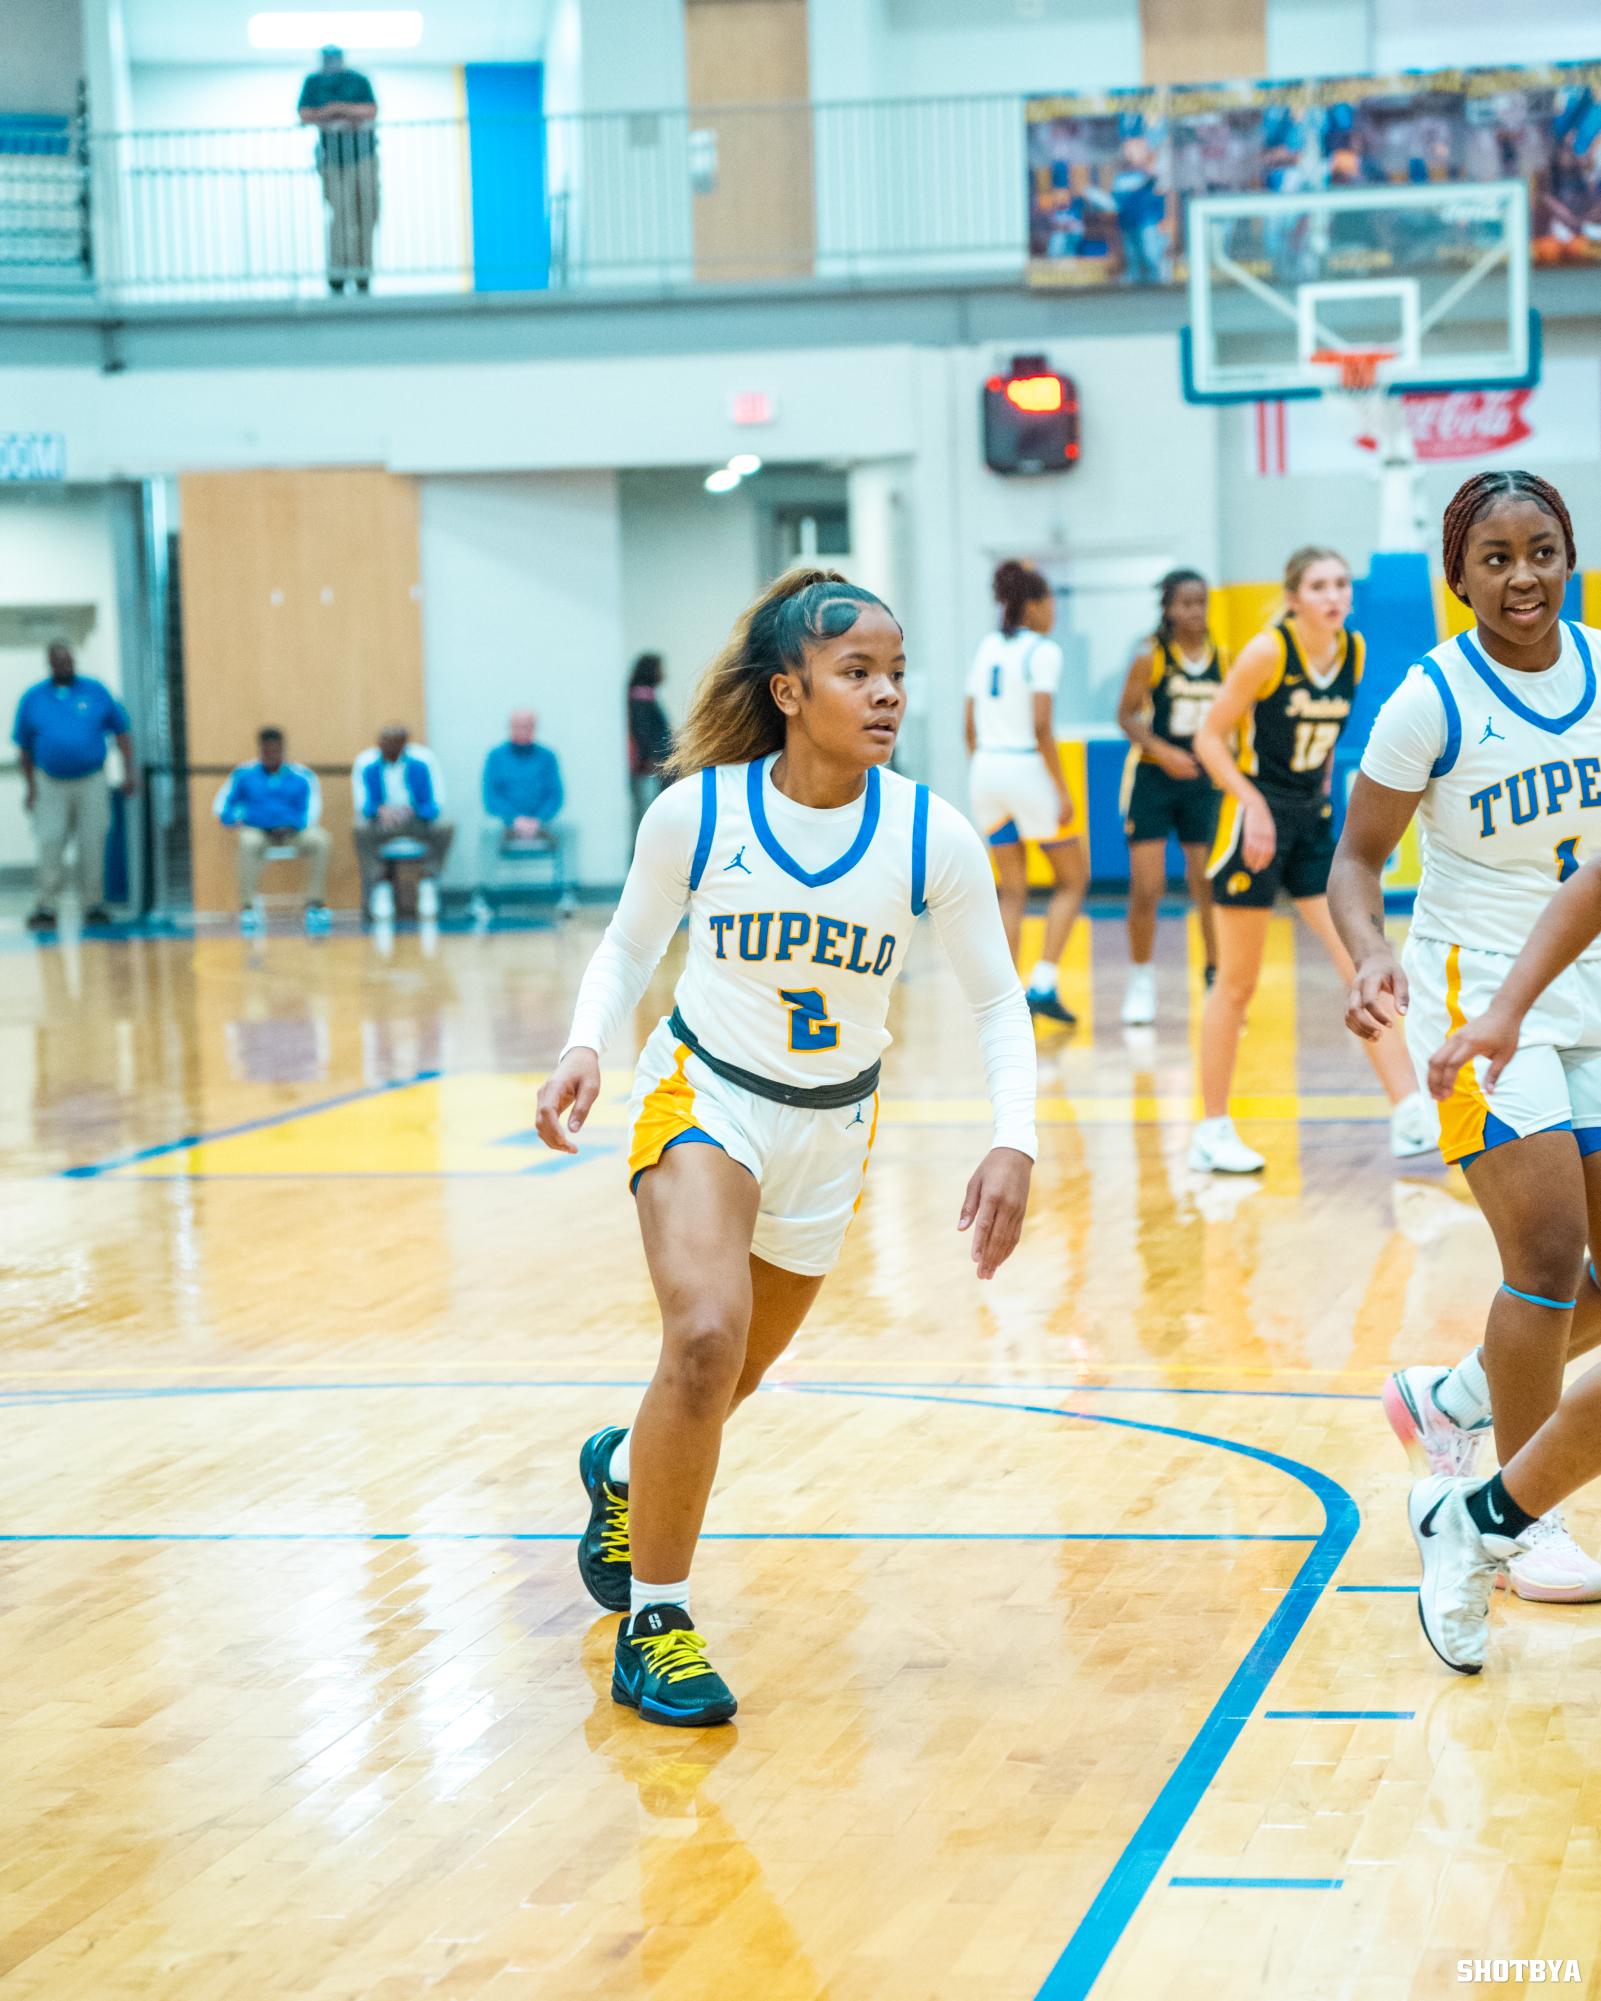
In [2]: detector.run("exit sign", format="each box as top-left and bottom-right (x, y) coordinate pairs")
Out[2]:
(729, 391), (776, 426)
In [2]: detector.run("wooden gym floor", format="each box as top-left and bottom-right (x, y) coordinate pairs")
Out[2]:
(2, 908), (1599, 2001)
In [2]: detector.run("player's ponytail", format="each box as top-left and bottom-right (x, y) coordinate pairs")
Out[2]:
(994, 559), (1051, 636)
(664, 568), (897, 781)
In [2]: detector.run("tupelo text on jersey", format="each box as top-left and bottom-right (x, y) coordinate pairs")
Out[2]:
(708, 910), (898, 977)
(1470, 756), (1601, 838)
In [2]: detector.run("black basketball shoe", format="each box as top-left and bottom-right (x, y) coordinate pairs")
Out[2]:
(577, 1425), (631, 1612)
(612, 1604), (737, 1727)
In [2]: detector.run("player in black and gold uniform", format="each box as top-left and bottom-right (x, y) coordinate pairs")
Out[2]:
(1206, 610), (1361, 910)
(1116, 568), (1224, 1023)
(1188, 544), (1427, 1174)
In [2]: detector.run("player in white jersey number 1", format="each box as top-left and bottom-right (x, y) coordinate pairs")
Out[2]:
(535, 569), (1037, 1726)
(1331, 471), (1601, 1667)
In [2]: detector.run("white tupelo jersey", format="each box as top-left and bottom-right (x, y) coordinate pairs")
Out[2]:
(564, 754), (1037, 1156)
(966, 630), (1063, 753)
(1360, 620), (1601, 959)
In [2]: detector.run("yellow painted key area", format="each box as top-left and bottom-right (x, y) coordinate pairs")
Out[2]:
(1, 913), (1597, 2000)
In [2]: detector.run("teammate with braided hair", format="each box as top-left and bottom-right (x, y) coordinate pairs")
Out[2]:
(1330, 470), (1601, 1653)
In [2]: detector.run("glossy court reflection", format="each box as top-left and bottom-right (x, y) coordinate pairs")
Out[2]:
(0, 911), (1595, 1998)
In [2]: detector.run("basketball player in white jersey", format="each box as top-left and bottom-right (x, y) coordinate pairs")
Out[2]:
(535, 570), (1037, 1725)
(1331, 471), (1601, 1660)
(965, 559), (1087, 1024)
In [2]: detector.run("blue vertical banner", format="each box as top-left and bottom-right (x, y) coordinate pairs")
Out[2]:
(464, 63), (549, 293)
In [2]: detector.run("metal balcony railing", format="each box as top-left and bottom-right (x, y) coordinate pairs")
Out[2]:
(4, 60), (1595, 310)
(0, 96), (1028, 304)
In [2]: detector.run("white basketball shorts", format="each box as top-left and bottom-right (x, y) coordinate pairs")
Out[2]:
(968, 749), (1076, 847)
(626, 1015), (880, 1276)
(1404, 935), (1601, 1168)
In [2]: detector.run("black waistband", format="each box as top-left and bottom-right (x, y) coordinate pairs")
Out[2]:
(668, 1007), (880, 1110)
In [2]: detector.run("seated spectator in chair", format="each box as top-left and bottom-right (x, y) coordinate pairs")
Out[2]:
(215, 727), (331, 929)
(483, 708), (563, 843)
(351, 723), (452, 920)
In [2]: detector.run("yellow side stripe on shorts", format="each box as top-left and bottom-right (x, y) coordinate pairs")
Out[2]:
(627, 1043), (700, 1180)
(850, 1093), (881, 1219)
(1207, 794), (1242, 879)
(1437, 943), (1491, 1165)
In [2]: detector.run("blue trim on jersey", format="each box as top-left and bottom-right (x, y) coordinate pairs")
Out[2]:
(745, 757), (881, 888)
(911, 783), (929, 916)
(688, 766), (717, 890)
(1456, 620), (1595, 734)
(987, 817), (1021, 847)
(1420, 660), (1461, 778)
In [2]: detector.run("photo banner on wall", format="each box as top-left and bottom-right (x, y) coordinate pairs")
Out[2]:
(1246, 355), (1601, 477)
(1027, 60), (1601, 288)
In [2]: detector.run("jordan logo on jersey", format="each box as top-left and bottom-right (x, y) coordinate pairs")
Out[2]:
(707, 909), (898, 977)
(1480, 717), (1505, 745)
(723, 845), (751, 874)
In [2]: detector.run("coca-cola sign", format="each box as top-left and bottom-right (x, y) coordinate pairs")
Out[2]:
(1395, 390), (1533, 463)
(1263, 358), (1599, 477)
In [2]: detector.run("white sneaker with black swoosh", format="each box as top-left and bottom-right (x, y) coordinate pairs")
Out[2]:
(1409, 1474), (1517, 1674)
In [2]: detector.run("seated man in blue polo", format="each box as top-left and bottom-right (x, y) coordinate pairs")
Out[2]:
(213, 727), (332, 930)
(482, 708), (563, 840)
(351, 722), (452, 920)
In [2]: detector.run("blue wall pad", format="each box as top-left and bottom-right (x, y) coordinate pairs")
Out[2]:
(1333, 548), (1435, 834)
(464, 63), (549, 293)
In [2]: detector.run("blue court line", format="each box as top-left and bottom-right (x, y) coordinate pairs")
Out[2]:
(114, 1152), (611, 1182)
(780, 1387), (1359, 2001)
(60, 1069), (442, 1178)
(4, 1373), (1360, 1994)
(0, 1377), (1381, 1409)
(0, 1529), (1317, 1545)
(1263, 1710), (1414, 1720)
(1169, 1877), (1343, 1891)
(1336, 1585), (1411, 1594)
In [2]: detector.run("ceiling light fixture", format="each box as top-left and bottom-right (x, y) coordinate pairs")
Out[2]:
(704, 468), (742, 494)
(727, 453), (763, 478)
(248, 11), (424, 51)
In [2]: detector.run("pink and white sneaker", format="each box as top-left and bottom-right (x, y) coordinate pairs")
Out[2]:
(1505, 1512), (1601, 1603)
(1382, 1367), (1485, 1480)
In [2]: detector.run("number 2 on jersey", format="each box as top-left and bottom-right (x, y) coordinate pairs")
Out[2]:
(1289, 720), (1342, 774)
(1556, 836), (1583, 882)
(780, 988), (840, 1054)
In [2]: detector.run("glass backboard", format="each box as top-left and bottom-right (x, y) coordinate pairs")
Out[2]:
(1181, 179), (1534, 402)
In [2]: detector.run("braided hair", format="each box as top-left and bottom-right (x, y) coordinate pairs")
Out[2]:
(1155, 567), (1207, 647)
(1441, 470), (1576, 596)
(665, 569), (898, 780)
(993, 559), (1052, 636)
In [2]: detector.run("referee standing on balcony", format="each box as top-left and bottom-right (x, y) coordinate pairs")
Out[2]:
(297, 45), (379, 294)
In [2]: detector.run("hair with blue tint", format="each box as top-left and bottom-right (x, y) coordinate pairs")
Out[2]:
(665, 568), (899, 780)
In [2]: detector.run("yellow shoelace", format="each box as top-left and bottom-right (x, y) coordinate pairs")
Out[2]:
(600, 1484), (630, 1563)
(634, 1626), (718, 1685)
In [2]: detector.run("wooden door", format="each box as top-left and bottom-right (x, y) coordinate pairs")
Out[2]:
(178, 470), (424, 913)
(685, 0), (815, 282)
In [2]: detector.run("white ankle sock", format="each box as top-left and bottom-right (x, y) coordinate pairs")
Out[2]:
(607, 1429), (631, 1487)
(1435, 1347), (1492, 1431)
(1026, 960), (1057, 995)
(630, 1577), (690, 1622)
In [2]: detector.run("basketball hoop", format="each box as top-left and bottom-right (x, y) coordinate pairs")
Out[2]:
(1308, 347), (1424, 549)
(1308, 346), (1396, 394)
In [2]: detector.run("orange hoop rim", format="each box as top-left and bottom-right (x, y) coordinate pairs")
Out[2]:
(1308, 346), (1397, 392)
